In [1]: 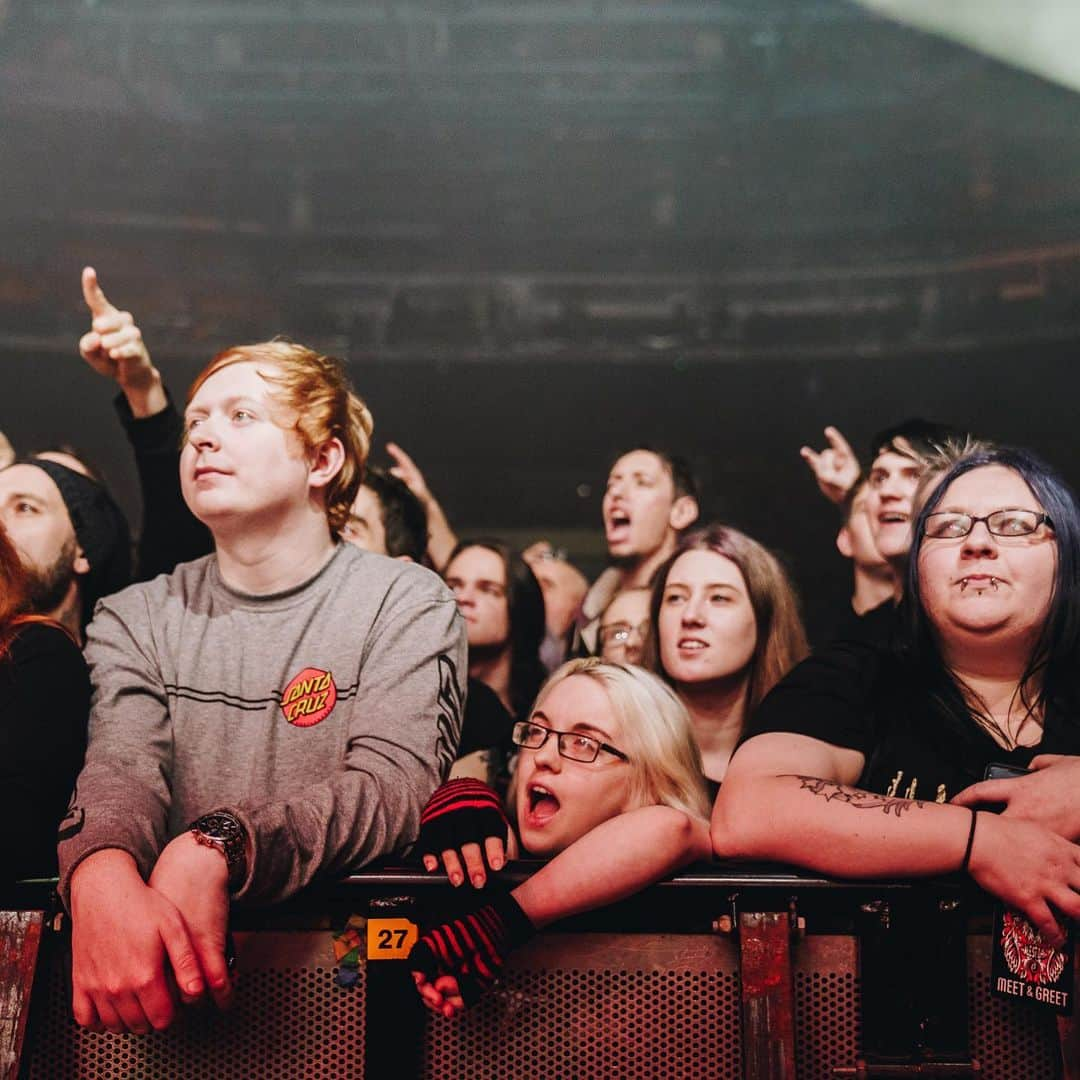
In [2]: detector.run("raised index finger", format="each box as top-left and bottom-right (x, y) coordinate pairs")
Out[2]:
(81, 266), (115, 318)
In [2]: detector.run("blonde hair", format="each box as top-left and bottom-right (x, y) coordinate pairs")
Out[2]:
(534, 657), (712, 821)
(187, 341), (373, 533)
(913, 436), (996, 517)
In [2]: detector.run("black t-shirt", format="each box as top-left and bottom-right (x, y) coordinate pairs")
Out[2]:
(458, 677), (514, 759)
(114, 394), (212, 581)
(0, 622), (89, 880)
(828, 598), (900, 651)
(746, 641), (1080, 802)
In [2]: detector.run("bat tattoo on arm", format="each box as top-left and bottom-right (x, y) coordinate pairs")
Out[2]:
(782, 775), (925, 818)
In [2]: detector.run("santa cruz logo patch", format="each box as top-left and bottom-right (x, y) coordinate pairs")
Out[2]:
(280, 667), (337, 727)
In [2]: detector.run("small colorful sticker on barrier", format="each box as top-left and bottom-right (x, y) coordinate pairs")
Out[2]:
(366, 917), (418, 961)
(333, 914), (364, 988)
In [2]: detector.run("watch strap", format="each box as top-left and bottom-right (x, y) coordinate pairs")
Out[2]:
(189, 811), (248, 892)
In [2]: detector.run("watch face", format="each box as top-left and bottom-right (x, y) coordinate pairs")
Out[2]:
(198, 812), (243, 843)
(192, 812), (247, 889)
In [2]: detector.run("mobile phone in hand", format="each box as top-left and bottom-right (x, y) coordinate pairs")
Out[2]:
(983, 762), (1031, 782)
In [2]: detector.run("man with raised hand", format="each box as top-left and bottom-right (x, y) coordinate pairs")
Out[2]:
(58, 340), (466, 1035)
(341, 465), (428, 564)
(801, 420), (967, 643)
(78, 267), (212, 578)
(79, 268), (431, 577)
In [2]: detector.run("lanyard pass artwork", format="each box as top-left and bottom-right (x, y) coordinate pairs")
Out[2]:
(990, 905), (1074, 1016)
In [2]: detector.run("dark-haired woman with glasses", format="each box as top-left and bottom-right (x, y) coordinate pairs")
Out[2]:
(714, 446), (1080, 949)
(408, 657), (711, 1016)
(0, 523), (89, 882)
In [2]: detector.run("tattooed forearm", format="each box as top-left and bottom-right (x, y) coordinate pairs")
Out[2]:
(782, 775), (925, 818)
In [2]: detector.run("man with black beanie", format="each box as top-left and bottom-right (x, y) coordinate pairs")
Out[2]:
(0, 457), (131, 642)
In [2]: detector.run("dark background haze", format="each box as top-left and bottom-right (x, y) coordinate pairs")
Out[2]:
(3, 0), (1079, 640)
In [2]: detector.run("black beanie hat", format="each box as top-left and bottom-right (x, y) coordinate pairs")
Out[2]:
(24, 458), (132, 626)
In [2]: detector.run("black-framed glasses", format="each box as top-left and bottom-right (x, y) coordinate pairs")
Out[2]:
(923, 509), (1054, 540)
(598, 620), (649, 648)
(511, 720), (630, 763)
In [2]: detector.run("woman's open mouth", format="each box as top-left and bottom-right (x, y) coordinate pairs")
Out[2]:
(524, 783), (560, 826)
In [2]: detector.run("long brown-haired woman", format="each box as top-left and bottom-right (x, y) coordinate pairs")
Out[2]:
(647, 523), (809, 792)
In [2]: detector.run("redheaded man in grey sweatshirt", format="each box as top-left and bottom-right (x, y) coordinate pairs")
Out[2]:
(59, 339), (465, 1035)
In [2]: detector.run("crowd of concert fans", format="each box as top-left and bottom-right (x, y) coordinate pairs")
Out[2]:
(2, 268), (1079, 1054)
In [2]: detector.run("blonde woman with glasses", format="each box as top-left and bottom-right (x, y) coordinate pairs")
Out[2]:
(408, 657), (711, 1016)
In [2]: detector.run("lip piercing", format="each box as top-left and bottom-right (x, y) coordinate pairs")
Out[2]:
(960, 577), (999, 592)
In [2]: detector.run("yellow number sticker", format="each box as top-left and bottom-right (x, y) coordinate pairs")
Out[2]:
(366, 917), (419, 960)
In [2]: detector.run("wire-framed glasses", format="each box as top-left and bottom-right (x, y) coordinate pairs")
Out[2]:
(511, 720), (630, 763)
(597, 620), (649, 647)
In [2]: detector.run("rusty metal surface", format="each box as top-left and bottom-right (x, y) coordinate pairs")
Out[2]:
(424, 931), (743, 1080)
(0, 910), (43, 1080)
(740, 911), (797, 1080)
(13, 917), (1065, 1079)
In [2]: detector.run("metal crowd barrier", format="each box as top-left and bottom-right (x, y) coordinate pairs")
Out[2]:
(0, 865), (1069, 1079)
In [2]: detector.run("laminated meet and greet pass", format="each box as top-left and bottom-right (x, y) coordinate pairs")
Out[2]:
(981, 763), (1074, 1016)
(990, 905), (1074, 1015)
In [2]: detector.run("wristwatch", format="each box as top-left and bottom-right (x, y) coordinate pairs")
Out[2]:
(189, 811), (248, 892)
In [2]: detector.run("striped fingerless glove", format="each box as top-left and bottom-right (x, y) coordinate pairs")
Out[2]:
(417, 778), (510, 860)
(408, 891), (535, 1006)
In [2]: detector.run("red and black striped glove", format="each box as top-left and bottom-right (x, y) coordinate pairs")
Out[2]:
(416, 778), (510, 862)
(408, 891), (535, 1007)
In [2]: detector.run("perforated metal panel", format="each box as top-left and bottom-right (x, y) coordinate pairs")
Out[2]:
(794, 936), (860, 1079)
(18, 925), (1068, 1079)
(967, 934), (1062, 1080)
(23, 931), (366, 1079)
(423, 932), (743, 1080)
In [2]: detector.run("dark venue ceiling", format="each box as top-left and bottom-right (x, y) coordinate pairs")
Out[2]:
(2, 0), (1079, 637)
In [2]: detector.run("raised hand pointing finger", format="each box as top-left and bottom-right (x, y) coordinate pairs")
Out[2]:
(81, 266), (115, 319)
(77, 267), (166, 417)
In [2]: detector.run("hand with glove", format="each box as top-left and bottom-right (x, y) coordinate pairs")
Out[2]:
(409, 890), (535, 1017)
(416, 778), (517, 888)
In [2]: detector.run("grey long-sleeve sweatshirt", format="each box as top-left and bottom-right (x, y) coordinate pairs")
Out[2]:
(58, 543), (466, 906)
